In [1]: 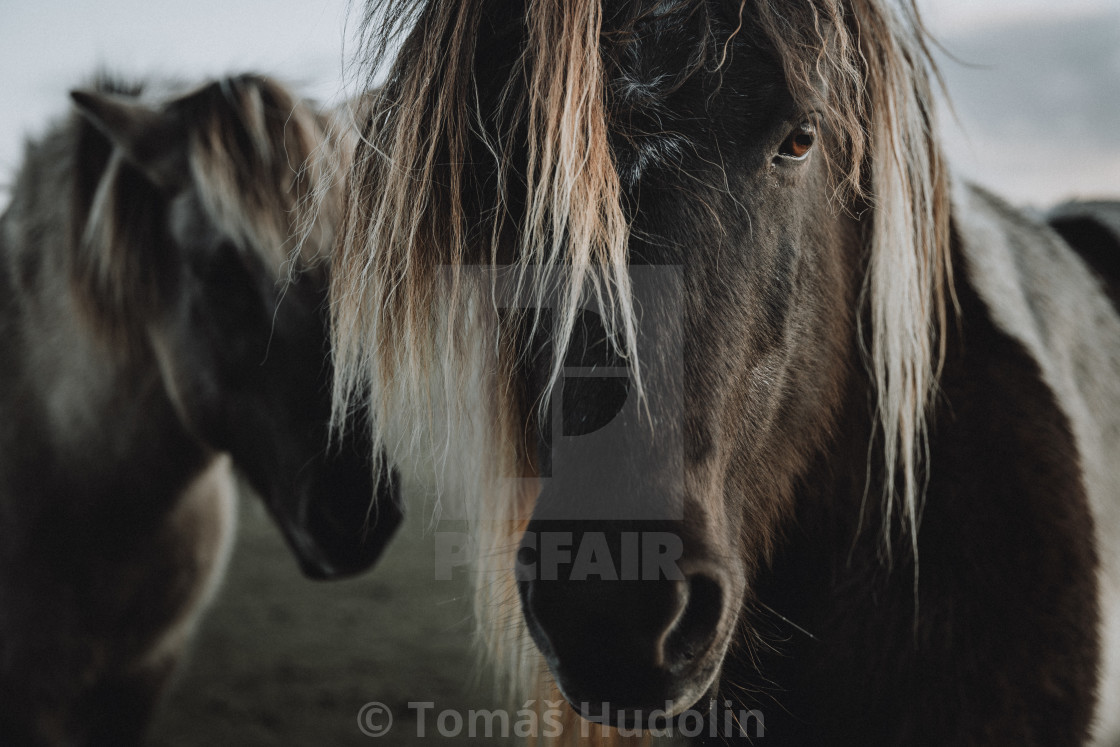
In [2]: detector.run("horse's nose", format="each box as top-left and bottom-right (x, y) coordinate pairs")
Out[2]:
(518, 524), (729, 721)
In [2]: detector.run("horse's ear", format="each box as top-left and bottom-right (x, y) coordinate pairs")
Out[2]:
(70, 89), (188, 191)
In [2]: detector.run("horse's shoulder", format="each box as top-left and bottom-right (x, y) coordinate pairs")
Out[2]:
(949, 179), (1120, 530)
(951, 182), (1120, 382)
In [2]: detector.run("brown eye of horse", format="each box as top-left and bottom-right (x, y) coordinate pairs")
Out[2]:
(778, 123), (815, 160)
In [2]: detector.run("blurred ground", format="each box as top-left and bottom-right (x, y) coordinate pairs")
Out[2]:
(147, 495), (514, 746)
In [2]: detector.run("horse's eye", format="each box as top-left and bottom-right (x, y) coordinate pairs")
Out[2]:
(778, 123), (815, 160)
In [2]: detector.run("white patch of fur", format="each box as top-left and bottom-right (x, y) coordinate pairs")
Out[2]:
(953, 180), (1120, 745)
(142, 454), (238, 668)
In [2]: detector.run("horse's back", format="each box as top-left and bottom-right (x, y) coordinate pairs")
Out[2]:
(954, 183), (1120, 746)
(1048, 201), (1120, 311)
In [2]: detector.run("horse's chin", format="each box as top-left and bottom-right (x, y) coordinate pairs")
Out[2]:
(269, 496), (402, 580)
(258, 456), (401, 580)
(546, 646), (726, 730)
(289, 479), (403, 579)
(555, 665), (722, 730)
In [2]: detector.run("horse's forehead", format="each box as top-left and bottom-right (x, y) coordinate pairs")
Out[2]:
(602, 0), (697, 19)
(167, 188), (223, 250)
(603, 0), (706, 48)
(603, 4), (781, 99)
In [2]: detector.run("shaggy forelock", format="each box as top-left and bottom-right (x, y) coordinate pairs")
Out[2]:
(184, 74), (346, 273)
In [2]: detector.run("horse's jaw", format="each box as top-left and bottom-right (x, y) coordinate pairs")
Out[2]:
(258, 448), (404, 580)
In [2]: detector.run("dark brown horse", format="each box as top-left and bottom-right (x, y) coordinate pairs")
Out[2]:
(0, 74), (401, 745)
(333, 1), (1120, 744)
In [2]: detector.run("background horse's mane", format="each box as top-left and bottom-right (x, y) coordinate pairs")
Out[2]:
(69, 73), (346, 348)
(333, 0), (950, 721)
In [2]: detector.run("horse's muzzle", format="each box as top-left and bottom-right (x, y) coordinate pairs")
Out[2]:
(277, 448), (403, 580)
(517, 521), (733, 721)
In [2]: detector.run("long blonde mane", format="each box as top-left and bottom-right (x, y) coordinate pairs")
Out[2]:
(332, 0), (950, 741)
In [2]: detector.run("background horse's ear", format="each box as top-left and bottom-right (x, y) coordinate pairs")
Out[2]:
(70, 89), (187, 192)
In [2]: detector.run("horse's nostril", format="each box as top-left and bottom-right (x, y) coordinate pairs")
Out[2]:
(661, 572), (725, 672)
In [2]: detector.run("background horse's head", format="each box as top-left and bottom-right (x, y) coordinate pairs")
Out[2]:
(334, 0), (949, 726)
(69, 75), (400, 578)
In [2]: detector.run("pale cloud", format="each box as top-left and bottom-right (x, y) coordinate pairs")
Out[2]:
(933, 8), (1120, 204)
(921, 0), (1119, 33)
(0, 0), (356, 197)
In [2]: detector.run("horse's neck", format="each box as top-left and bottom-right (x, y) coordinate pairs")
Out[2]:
(0, 221), (208, 533)
(719, 195), (1110, 743)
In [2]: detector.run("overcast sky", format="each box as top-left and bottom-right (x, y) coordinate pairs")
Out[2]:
(930, 2), (1120, 204)
(1, 0), (1117, 207)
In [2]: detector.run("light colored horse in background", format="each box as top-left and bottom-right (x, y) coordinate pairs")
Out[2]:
(0, 73), (401, 745)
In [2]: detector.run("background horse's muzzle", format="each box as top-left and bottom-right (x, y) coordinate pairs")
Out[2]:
(273, 448), (403, 580)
